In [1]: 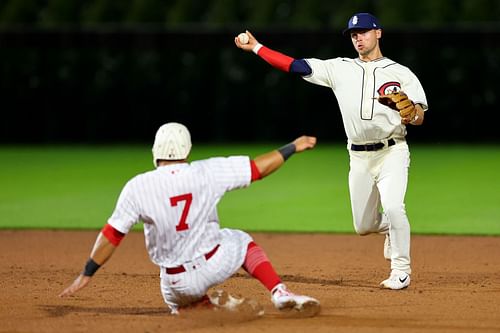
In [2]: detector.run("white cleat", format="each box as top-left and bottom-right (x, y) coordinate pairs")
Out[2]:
(383, 234), (392, 260)
(209, 290), (264, 317)
(271, 283), (320, 316)
(380, 270), (411, 290)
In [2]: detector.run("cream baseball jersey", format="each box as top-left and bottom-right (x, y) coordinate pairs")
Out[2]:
(303, 57), (428, 144)
(107, 156), (251, 267)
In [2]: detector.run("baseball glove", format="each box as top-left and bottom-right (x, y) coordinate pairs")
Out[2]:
(377, 91), (416, 120)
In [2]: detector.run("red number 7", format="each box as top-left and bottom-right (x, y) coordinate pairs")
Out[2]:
(170, 193), (193, 231)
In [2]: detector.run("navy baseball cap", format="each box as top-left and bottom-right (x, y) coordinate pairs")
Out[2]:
(343, 13), (382, 36)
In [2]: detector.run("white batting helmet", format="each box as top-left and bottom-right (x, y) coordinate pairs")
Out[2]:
(152, 122), (192, 166)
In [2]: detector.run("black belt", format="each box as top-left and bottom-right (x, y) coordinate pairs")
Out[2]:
(350, 138), (396, 152)
(165, 244), (220, 274)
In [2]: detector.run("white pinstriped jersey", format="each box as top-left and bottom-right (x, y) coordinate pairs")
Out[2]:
(107, 156), (252, 267)
(303, 57), (428, 144)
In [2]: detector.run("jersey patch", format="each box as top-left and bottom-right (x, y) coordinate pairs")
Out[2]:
(377, 81), (401, 96)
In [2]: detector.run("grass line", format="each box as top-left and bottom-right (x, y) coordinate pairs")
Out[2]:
(1, 144), (499, 235)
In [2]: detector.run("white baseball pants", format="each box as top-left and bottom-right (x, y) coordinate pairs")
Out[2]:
(348, 141), (412, 274)
(159, 228), (252, 314)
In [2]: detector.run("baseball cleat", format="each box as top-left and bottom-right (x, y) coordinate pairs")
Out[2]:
(383, 234), (392, 260)
(271, 283), (320, 316)
(380, 270), (411, 290)
(209, 290), (264, 317)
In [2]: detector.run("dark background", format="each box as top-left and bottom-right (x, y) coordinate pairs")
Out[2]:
(1, 0), (499, 144)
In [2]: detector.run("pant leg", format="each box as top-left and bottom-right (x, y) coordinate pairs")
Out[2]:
(377, 143), (411, 274)
(348, 151), (387, 235)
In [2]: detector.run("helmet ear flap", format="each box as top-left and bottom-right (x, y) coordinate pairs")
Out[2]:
(152, 123), (192, 167)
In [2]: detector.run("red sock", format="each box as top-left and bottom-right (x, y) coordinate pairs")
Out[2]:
(243, 242), (281, 291)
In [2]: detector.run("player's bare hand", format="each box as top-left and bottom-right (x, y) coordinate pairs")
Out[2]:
(293, 136), (317, 153)
(234, 30), (258, 51)
(401, 103), (424, 126)
(401, 115), (412, 125)
(59, 274), (91, 297)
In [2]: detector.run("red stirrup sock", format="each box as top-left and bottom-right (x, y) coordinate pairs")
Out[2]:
(243, 242), (282, 291)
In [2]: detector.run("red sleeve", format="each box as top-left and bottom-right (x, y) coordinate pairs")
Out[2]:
(101, 223), (125, 246)
(257, 45), (295, 72)
(250, 160), (262, 182)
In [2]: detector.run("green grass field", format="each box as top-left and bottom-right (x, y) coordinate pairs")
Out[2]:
(1, 144), (499, 235)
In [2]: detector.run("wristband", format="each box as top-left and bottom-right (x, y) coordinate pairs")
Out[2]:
(278, 143), (296, 161)
(252, 43), (263, 54)
(83, 258), (101, 277)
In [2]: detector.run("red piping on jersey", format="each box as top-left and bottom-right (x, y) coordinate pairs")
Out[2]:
(101, 223), (125, 246)
(250, 160), (262, 181)
(257, 45), (294, 72)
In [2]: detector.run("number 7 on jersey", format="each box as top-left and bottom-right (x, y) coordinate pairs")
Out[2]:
(169, 193), (192, 231)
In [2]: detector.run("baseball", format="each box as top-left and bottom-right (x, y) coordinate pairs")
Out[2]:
(238, 32), (249, 44)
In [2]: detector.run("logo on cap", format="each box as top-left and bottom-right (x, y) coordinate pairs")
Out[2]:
(352, 16), (358, 25)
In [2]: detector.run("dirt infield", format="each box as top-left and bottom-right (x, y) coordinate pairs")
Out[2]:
(1, 230), (499, 333)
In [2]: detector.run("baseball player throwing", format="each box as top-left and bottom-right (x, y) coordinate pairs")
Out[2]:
(235, 12), (428, 290)
(59, 122), (320, 315)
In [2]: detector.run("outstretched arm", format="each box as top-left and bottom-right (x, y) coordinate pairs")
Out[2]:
(59, 224), (124, 297)
(234, 30), (312, 76)
(252, 136), (316, 180)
